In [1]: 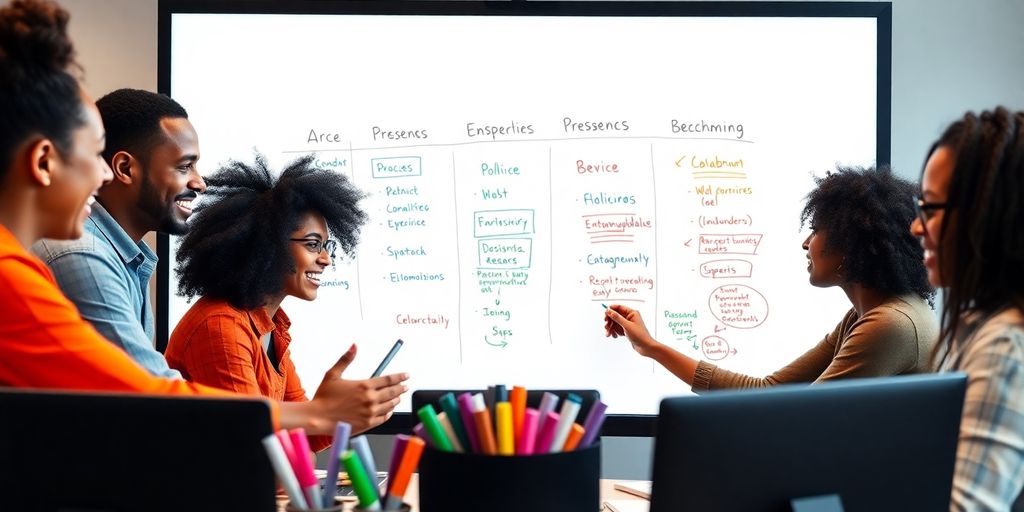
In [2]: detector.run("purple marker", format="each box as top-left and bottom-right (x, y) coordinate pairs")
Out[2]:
(578, 400), (607, 448)
(413, 423), (433, 448)
(533, 411), (560, 453)
(385, 434), (410, 495)
(323, 421), (352, 507)
(457, 392), (481, 453)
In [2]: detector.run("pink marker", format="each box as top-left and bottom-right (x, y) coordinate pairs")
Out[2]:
(289, 428), (322, 510)
(275, 430), (302, 482)
(457, 392), (481, 453)
(533, 411), (560, 453)
(516, 408), (540, 455)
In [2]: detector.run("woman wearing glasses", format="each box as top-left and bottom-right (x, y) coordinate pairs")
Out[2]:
(165, 152), (387, 450)
(604, 166), (938, 391)
(911, 107), (1024, 511)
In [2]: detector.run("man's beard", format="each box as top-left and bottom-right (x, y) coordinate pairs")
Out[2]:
(138, 177), (190, 236)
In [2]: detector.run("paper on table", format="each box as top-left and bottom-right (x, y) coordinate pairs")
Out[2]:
(612, 481), (652, 500)
(603, 499), (650, 512)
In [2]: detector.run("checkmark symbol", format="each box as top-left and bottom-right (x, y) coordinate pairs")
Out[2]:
(674, 155), (685, 167)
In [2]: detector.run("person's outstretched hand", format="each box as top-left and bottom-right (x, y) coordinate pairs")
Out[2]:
(604, 304), (660, 358)
(310, 344), (409, 434)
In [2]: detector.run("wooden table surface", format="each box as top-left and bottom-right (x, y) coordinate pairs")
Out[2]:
(277, 476), (649, 511)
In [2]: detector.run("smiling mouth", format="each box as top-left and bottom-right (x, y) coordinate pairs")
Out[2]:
(304, 271), (322, 285)
(175, 199), (193, 213)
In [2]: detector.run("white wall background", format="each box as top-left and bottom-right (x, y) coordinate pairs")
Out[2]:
(57, 0), (1024, 479)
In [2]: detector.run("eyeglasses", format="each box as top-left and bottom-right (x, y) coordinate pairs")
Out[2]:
(916, 198), (947, 238)
(289, 238), (338, 259)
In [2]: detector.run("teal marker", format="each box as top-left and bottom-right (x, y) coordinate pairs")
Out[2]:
(341, 450), (381, 510)
(602, 303), (608, 309)
(439, 392), (471, 450)
(417, 404), (454, 452)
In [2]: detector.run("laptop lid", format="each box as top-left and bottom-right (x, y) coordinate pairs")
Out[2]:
(0, 389), (276, 512)
(650, 373), (966, 512)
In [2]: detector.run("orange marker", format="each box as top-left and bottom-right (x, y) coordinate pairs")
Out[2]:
(563, 423), (586, 451)
(510, 386), (527, 443)
(472, 394), (498, 455)
(383, 436), (424, 510)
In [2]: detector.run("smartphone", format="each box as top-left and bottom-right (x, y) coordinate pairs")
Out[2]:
(371, 339), (404, 377)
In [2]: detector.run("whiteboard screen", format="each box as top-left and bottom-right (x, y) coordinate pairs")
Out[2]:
(160, 2), (889, 425)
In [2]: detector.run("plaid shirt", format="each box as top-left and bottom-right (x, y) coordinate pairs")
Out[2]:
(938, 308), (1024, 511)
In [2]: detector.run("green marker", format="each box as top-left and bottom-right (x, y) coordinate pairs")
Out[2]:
(602, 303), (609, 309)
(417, 404), (454, 452)
(341, 449), (381, 511)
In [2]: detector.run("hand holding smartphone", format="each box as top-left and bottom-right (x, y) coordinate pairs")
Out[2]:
(371, 339), (404, 377)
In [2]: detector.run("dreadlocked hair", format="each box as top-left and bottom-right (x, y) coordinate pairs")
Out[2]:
(929, 107), (1024, 365)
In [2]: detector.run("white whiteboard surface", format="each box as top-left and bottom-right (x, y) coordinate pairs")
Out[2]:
(166, 7), (879, 415)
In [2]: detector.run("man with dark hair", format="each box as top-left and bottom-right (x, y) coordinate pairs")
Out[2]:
(33, 88), (200, 377)
(32, 88), (406, 433)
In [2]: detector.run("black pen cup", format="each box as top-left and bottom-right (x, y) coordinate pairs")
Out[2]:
(418, 443), (601, 512)
(285, 498), (343, 512)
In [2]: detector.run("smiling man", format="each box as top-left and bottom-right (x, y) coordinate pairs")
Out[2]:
(33, 89), (203, 377)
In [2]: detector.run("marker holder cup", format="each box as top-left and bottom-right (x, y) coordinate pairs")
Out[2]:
(285, 501), (343, 512)
(418, 442), (600, 512)
(355, 504), (412, 512)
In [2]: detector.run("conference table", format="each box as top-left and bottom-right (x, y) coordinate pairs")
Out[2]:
(276, 476), (650, 511)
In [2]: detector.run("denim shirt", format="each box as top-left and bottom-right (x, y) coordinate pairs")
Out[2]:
(32, 203), (181, 378)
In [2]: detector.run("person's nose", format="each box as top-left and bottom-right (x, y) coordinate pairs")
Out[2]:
(188, 167), (206, 193)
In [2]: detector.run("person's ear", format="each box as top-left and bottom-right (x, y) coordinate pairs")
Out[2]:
(109, 151), (137, 185)
(27, 138), (57, 187)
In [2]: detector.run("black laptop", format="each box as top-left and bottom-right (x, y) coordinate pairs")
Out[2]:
(0, 389), (276, 512)
(650, 373), (966, 512)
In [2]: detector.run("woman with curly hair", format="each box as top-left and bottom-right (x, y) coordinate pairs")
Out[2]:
(165, 152), (406, 445)
(603, 165), (937, 391)
(911, 107), (1024, 510)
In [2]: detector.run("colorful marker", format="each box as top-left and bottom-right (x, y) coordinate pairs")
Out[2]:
(510, 386), (527, 444)
(275, 430), (302, 484)
(495, 402), (514, 455)
(322, 421), (351, 508)
(471, 393), (498, 455)
(436, 412), (465, 452)
(351, 435), (378, 481)
(517, 408), (540, 455)
(417, 404), (453, 452)
(385, 434), (409, 496)
(563, 423), (586, 451)
(383, 436), (424, 511)
(549, 393), (582, 453)
(412, 422), (433, 448)
(341, 450), (381, 511)
(536, 392), (559, 433)
(289, 429), (322, 510)
(578, 400), (608, 448)
(261, 433), (307, 510)
(457, 392), (481, 453)
(439, 392), (471, 451)
(534, 411), (561, 453)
